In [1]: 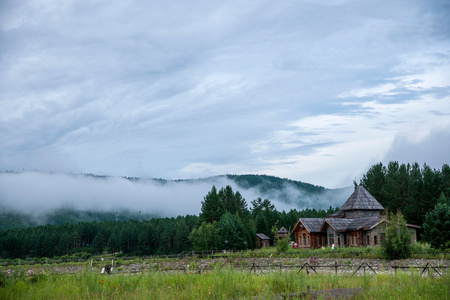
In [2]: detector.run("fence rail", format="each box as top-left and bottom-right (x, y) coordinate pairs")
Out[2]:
(193, 262), (449, 277)
(1, 257), (448, 277)
(1, 249), (448, 267)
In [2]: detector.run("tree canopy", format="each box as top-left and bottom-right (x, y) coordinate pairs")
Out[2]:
(423, 193), (450, 249)
(360, 162), (450, 227)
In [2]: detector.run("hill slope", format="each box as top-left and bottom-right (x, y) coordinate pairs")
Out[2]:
(0, 171), (352, 230)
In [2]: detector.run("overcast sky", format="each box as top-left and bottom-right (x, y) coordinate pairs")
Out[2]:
(1, 0), (449, 189)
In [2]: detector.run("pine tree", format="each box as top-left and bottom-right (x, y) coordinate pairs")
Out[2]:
(216, 212), (247, 250)
(199, 186), (224, 224)
(92, 232), (105, 254)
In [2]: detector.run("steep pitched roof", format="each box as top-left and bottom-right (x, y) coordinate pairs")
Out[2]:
(300, 218), (325, 233)
(256, 233), (271, 240)
(340, 185), (384, 211)
(291, 218), (325, 234)
(278, 227), (289, 234)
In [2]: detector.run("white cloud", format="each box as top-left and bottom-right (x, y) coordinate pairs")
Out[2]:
(1, 0), (449, 189)
(252, 92), (450, 188)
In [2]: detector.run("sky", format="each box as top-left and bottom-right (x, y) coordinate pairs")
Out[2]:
(1, 0), (450, 189)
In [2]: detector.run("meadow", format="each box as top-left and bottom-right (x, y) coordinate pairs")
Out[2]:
(1, 245), (449, 299)
(1, 263), (448, 299)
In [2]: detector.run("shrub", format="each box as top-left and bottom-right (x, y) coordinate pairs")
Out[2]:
(381, 211), (412, 259)
(276, 237), (290, 254)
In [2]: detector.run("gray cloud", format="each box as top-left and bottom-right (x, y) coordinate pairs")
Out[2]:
(1, 0), (449, 188)
(0, 172), (237, 217)
(383, 127), (450, 170)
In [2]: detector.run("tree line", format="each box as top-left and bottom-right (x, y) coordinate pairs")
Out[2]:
(3, 161), (447, 259)
(359, 162), (449, 226)
(0, 185), (337, 259)
(360, 162), (450, 249)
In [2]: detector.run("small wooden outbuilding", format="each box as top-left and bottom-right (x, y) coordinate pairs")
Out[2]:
(277, 227), (289, 239)
(256, 233), (271, 248)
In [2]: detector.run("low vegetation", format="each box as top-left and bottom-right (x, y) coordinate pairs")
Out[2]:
(1, 265), (448, 299)
(1, 243), (448, 267)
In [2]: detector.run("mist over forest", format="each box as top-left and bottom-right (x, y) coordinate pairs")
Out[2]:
(0, 171), (351, 229)
(1, 162), (448, 258)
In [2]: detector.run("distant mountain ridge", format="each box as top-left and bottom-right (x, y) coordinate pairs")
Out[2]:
(0, 171), (352, 230)
(120, 173), (351, 209)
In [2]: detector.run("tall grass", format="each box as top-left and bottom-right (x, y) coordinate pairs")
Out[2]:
(1, 266), (448, 299)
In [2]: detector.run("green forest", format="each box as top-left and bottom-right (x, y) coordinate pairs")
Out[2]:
(1, 161), (449, 259)
(0, 188), (336, 259)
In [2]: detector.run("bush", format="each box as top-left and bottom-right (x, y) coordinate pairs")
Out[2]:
(381, 211), (412, 259)
(276, 237), (290, 253)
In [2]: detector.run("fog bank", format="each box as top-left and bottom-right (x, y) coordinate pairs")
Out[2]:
(0, 171), (349, 218)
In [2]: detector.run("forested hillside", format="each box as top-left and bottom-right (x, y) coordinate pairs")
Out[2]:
(0, 208), (158, 231)
(0, 186), (337, 259)
(0, 172), (350, 231)
(2, 162), (448, 259)
(227, 174), (325, 195)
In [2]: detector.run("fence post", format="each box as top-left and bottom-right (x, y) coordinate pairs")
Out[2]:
(422, 263), (430, 276)
(334, 262), (338, 275)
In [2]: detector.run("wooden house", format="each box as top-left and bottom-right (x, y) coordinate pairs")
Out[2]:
(291, 185), (419, 248)
(291, 218), (326, 248)
(256, 233), (271, 248)
(277, 227), (289, 239)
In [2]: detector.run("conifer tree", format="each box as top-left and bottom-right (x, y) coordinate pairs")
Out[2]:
(381, 211), (412, 259)
(199, 186), (224, 224)
(423, 193), (450, 249)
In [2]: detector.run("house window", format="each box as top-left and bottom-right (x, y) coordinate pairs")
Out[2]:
(367, 236), (370, 245)
(307, 235), (310, 246)
(380, 233), (385, 243)
(374, 236), (378, 245)
(351, 235), (354, 245)
(329, 234), (334, 245)
(303, 233), (306, 246)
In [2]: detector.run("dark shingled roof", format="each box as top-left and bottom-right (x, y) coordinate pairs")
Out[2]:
(328, 209), (344, 218)
(299, 218), (325, 233)
(256, 233), (271, 240)
(340, 185), (384, 211)
(347, 217), (381, 231)
(323, 218), (354, 231)
(278, 227), (289, 233)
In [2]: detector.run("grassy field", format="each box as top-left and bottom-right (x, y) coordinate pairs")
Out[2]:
(1, 264), (448, 299)
(1, 244), (449, 299)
